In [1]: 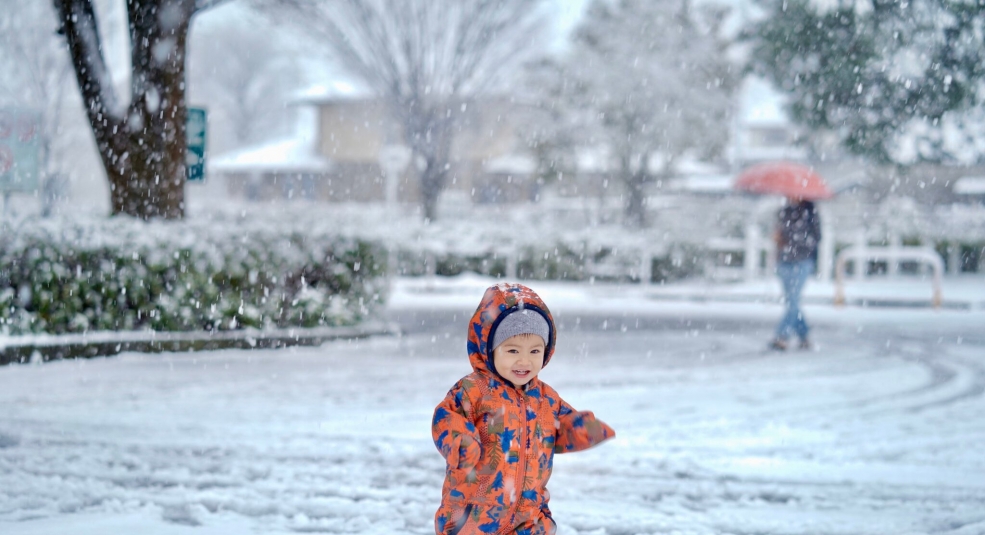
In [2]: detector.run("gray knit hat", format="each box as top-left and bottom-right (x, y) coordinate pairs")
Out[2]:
(492, 309), (550, 351)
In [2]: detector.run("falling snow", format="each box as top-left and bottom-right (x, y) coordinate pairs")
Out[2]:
(1, 278), (984, 534)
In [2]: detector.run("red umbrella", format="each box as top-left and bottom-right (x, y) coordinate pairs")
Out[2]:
(733, 161), (834, 200)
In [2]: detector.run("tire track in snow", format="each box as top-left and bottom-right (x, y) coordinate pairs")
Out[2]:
(843, 333), (985, 415)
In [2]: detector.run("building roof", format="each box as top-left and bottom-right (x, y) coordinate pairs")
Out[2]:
(671, 174), (735, 193)
(291, 81), (374, 104)
(954, 176), (985, 195)
(740, 76), (789, 127)
(483, 153), (537, 175)
(210, 137), (333, 174)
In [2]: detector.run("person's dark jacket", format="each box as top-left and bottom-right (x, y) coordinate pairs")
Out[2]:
(777, 201), (821, 263)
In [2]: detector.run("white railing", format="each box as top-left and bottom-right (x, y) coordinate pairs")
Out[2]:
(834, 245), (945, 307)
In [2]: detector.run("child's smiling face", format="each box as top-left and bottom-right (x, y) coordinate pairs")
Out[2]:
(492, 334), (545, 386)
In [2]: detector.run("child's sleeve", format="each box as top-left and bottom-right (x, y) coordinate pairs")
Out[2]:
(432, 383), (482, 471)
(554, 397), (615, 453)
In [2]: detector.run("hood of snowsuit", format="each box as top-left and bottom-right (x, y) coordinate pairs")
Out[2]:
(466, 283), (557, 381)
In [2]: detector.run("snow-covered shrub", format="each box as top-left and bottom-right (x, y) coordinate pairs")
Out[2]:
(0, 218), (385, 335)
(396, 243), (590, 281)
(516, 243), (589, 281)
(650, 243), (706, 282)
(392, 240), (705, 283)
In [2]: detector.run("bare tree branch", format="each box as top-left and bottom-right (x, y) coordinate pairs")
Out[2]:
(528, 0), (736, 227)
(259, 0), (549, 220)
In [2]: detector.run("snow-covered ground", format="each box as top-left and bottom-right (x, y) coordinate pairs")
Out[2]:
(2, 276), (985, 534)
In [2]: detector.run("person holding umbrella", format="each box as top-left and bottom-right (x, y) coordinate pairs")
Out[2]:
(734, 162), (832, 351)
(770, 196), (821, 350)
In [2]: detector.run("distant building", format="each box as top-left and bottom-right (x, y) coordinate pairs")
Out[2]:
(208, 77), (878, 205)
(210, 82), (537, 204)
(953, 176), (985, 204)
(727, 76), (808, 168)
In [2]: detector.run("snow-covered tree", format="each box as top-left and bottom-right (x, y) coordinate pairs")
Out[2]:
(52, 0), (229, 220)
(513, 59), (582, 194)
(537, 0), (735, 227)
(259, 0), (550, 221)
(188, 8), (304, 153)
(747, 0), (985, 166)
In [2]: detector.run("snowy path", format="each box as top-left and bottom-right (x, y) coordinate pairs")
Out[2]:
(2, 301), (985, 534)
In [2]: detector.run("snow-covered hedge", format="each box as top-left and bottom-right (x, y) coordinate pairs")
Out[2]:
(0, 216), (386, 335)
(393, 241), (705, 282)
(4, 191), (981, 337)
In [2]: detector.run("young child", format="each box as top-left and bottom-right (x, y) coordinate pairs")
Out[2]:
(432, 283), (615, 535)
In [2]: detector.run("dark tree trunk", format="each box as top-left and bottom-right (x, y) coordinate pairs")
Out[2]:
(624, 171), (647, 228)
(402, 105), (454, 222)
(420, 158), (448, 222)
(621, 152), (650, 229)
(55, 0), (194, 220)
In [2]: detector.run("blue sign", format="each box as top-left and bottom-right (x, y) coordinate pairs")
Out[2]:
(186, 107), (207, 182)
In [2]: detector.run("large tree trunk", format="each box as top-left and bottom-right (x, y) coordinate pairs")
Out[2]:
(624, 171), (647, 228)
(621, 153), (649, 228)
(403, 106), (455, 222)
(419, 158), (448, 222)
(55, 0), (193, 220)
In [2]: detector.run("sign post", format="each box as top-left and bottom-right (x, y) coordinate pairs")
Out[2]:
(186, 107), (207, 182)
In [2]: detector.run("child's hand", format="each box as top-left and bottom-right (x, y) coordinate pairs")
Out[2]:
(554, 407), (616, 453)
(447, 433), (482, 471)
(457, 434), (481, 470)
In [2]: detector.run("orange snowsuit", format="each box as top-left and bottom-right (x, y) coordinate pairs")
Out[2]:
(432, 283), (615, 535)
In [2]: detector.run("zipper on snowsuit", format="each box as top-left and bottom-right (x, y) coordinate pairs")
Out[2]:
(499, 386), (528, 535)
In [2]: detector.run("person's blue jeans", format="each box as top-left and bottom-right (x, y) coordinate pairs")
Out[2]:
(775, 259), (815, 341)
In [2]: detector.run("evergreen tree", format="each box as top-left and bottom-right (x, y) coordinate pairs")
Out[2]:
(748, 0), (985, 164)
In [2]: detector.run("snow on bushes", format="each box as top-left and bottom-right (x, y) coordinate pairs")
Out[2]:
(0, 215), (386, 335)
(3, 190), (983, 337)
